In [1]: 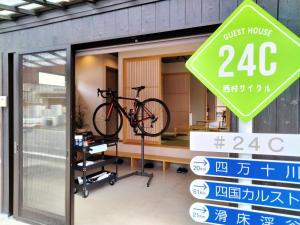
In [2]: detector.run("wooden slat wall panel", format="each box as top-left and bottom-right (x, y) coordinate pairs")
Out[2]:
(253, 103), (277, 133)
(1, 0), (290, 53)
(220, 0), (238, 21)
(0, 0), (227, 52)
(253, 0), (278, 133)
(202, 0), (220, 25)
(103, 12), (116, 38)
(155, 1), (170, 32)
(72, 17), (95, 43)
(253, 0), (300, 135)
(277, 80), (300, 133)
(257, 0), (278, 18)
(170, 0), (186, 29)
(142, 4), (156, 33)
(92, 14), (104, 39)
(275, 0), (300, 134)
(186, 0), (202, 27)
(124, 57), (161, 144)
(0, 0), (158, 33)
(129, 6), (142, 35)
(163, 73), (190, 132)
(115, 9), (129, 37)
(238, 0), (258, 5)
(278, 0), (300, 36)
(253, 2), (300, 215)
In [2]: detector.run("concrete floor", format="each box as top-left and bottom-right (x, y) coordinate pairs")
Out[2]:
(0, 165), (199, 225)
(0, 216), (27, 225)
(75, 164), (198, 225)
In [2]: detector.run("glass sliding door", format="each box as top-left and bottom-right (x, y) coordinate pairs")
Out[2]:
(14, 49), (72, 225)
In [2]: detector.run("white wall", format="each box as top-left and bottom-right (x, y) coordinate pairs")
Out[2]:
(75, 54), (118, 134)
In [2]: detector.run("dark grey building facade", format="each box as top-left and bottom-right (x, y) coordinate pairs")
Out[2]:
(0, 0), (300, 224)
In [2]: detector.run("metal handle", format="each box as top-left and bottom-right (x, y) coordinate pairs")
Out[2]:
(14, 141), (19, 154)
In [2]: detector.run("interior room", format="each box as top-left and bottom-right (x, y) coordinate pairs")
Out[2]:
(161, 55), (230, 147)
(73, 37), (231, 225)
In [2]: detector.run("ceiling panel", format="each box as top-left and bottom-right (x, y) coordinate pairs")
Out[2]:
(0, 0), (93, 21)
(0, 0), (25, 6)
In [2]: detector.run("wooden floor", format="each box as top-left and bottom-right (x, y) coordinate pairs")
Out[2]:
(105, 150), (190, 172)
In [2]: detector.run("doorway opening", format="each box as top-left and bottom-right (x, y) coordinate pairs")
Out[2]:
(73, 35), (233, 225)
(161, 55), (231, 147)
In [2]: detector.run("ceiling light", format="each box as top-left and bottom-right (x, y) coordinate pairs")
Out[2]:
(35, 61), (55, 66)
(0, 0), (25, 6)
(37, 53), (59, 60)
(23, 62), (40, 68)
(55, 51), (67, 58)
(47, 0), (70, 3)
(19, 3), (43, 10)
(0, 10), (15, 16)
(39, 72), (65, 87)
(51, 59), (66, 65)
(23, 55), (41, 62)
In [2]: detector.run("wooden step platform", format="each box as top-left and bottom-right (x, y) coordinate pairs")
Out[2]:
(105, 150), (190, 172)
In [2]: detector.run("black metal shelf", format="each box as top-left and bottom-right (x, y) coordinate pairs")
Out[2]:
(75, 170), (117, 198)
(74, 137), (119, 198)
(75, 156), (116, 171)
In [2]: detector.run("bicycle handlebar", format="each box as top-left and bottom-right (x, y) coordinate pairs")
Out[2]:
(97, 88), (117, 98)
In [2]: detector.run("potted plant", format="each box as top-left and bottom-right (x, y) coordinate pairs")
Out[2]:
(75, 105), (87, 133)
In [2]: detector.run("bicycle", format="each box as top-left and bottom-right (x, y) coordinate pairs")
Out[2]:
(93, 86), (171, 138)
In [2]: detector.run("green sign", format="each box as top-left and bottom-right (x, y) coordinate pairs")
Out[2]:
(186, 0), (300, 122)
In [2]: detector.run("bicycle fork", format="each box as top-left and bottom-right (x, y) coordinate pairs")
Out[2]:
(106, 103), (114, 121)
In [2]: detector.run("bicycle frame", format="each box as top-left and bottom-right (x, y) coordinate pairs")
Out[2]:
(106, 95), (153, 127)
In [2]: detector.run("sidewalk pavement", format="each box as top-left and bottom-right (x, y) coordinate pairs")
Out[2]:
(0, 215), (28, 225)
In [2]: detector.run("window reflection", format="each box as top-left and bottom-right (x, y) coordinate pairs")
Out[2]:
(22, 51), (67, 218)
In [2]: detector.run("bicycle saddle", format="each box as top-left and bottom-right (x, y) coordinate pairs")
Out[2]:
(131, 85), (145, 91)
(132, 86), (145, 98)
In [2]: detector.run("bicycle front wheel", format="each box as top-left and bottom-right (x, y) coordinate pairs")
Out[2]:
(136, 98), (170, 137)
(93, 103), (123, 137)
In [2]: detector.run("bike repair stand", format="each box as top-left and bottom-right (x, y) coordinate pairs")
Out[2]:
(118, 106), (153, 187)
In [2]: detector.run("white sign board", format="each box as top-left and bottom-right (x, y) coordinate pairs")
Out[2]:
(0, 96), (7, 107)
(190, 132), (300, 157)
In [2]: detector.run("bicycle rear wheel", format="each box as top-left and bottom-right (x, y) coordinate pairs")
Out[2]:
(136, 98), (170, 137)
(93, 103), (123, 137)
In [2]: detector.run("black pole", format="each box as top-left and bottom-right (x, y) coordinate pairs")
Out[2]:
(141, 134), (145, 175)
(141, 103), (145, 175)
(118, 102), (153, 187)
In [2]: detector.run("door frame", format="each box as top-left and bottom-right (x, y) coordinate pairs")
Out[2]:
(12, 45), (74, 225)
(1, 52), (15, 216)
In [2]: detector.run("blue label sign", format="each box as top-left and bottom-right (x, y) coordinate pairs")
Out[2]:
(190, 156), (300, 184)
(190, 180), (300, 211)
(190, 203), (300, 224)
